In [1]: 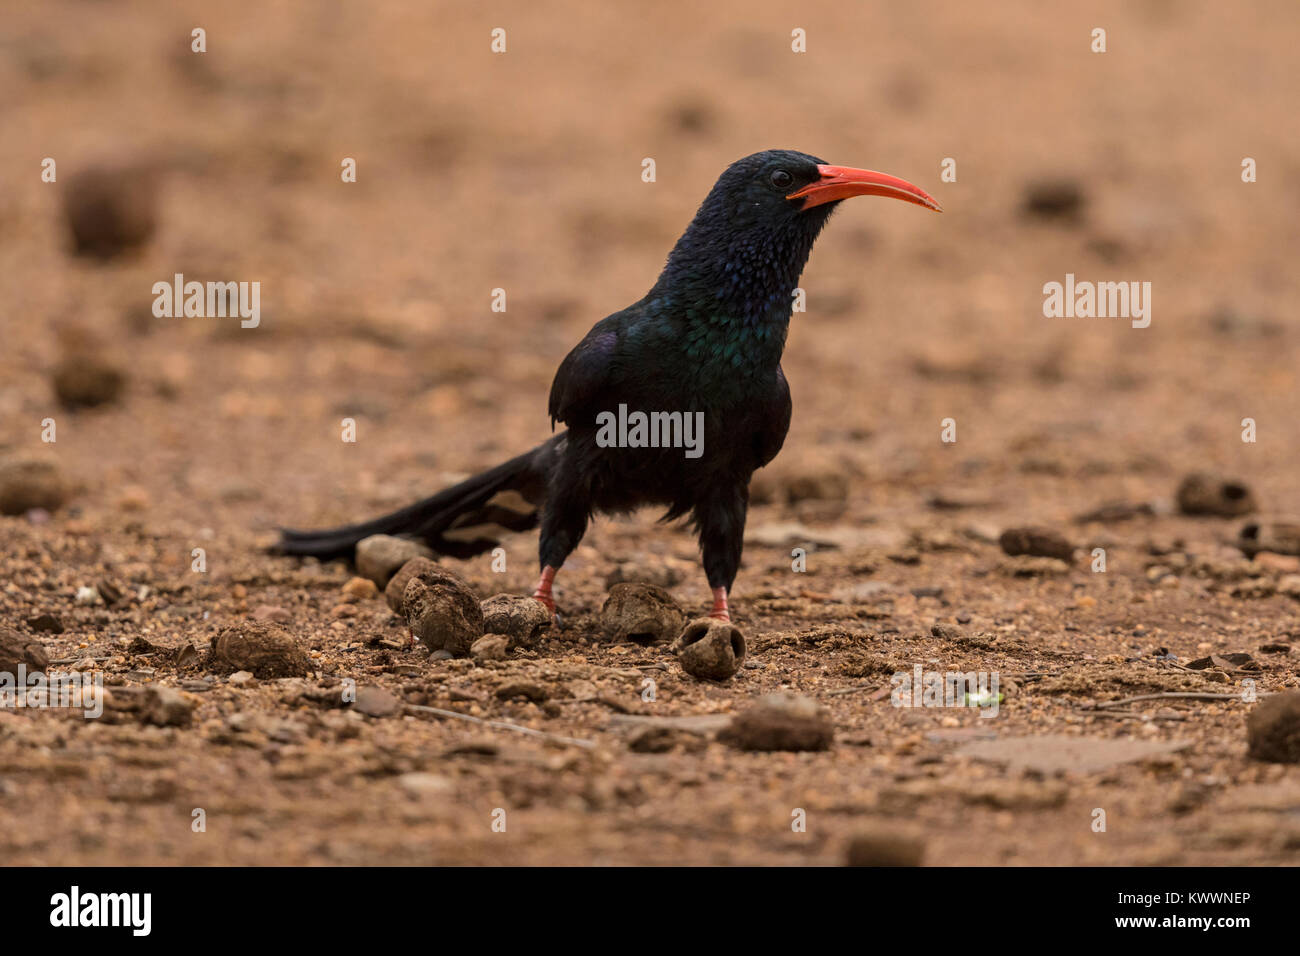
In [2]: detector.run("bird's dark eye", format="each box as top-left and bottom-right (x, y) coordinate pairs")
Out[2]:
(769, 169), (794, 190)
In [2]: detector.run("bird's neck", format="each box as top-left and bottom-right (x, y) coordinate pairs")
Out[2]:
(649, 216), (828, 379)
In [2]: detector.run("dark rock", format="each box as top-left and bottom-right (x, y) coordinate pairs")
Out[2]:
(404, 566), (483, 657)
(384, 556), (440, 612)
(207, 622), (312, 679)
(1238, 519), (1300, 557)
(1247, 692), (1300, 763)
(494, 680), (548, 702)
(999, 526), (1075, 563)
(0, 455), (68, 516)
(600, 583), (685, 644)
(1177, 473), (1256, 517)
(51, 353), (126, 409)
(0, 629), (49, 673)
(63, 164), (157, 259)
(719, 693), (834, 752)
(845, 829), (926, 866)
(25, 613), (64, 635)
(628, 725), (705, 754)
(1021, 179), (1085, 222)
(480, 594), (552, 649)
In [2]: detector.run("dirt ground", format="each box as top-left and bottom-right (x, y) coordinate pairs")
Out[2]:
(2, 0), (1299, 865)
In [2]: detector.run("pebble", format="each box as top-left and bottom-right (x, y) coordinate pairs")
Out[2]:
(1238, 519), (1300, 558)
(404, 566), (484, 657)
(63, 163), (158, 259)
(845, 829), (926, 867)
(605, 560), (684, 589)
(494, 680), (548, 702)
(384, 556), (439, 612)
(398, 772), (454, 796)
(1021, 179), (1085, 222)
(141, 687), (194, 727)
(719, 693), (834, 752)
(52, 352), (127, 409)
(0, 455), (68, 516)
(353, 686), (402, 718)
(470, 634), (509, 664)
(356, 534), (434, 588)
(0, 629), (49, 673)
(480, 594), (552, 649)
(251, 605), (292, 624)
(675, 617), (746, 681)
(1246, 691), (1300, 763)
(999, 526), (1075, 563)
(1177, 473), (1256, 517)
(341, 577), (379, 602)
(207, 622), (313, 678)
(26, 613), (64, 634)
(600, 583), (686, 645)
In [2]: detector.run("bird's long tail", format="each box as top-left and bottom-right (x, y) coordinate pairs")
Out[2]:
(273, 437), (559, 562)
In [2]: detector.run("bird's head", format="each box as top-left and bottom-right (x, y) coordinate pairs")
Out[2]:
(654, 149), (940, 343)
(705, 149), (941, 232)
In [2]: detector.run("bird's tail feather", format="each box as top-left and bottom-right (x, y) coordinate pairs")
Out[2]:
(274, 439), (556, 562)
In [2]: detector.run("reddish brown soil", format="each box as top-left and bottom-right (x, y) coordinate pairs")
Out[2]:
(1, 0), (1298, 865)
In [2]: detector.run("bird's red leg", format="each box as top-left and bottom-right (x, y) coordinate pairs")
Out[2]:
(708, 586), (730, 622)
(532, 565), (559, 617)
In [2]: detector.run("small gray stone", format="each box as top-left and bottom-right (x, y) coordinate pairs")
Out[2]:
(470, 634), (509, 664)
(356, 534), (434, 588)
(353, 685), (402, 718)
(141, 687), (194, 727)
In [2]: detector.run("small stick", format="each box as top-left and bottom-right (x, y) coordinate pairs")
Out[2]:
(1091, 692), (1253, 709)
(1075, 708), (1188, 721)
(404, 703), (595, 749)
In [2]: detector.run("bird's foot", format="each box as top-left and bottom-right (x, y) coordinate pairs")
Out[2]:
(532, 565), (561, 627)
(707, 586), (731, 622)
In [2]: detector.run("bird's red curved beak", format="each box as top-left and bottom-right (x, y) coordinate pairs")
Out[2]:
(786, 165), (942, 212)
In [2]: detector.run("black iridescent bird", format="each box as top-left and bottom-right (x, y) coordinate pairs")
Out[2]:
(277, 149), (939, 620)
